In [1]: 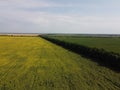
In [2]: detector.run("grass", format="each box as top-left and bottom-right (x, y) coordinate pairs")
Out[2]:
(48, 36), (120, 54)
(0, 36), (120, 90)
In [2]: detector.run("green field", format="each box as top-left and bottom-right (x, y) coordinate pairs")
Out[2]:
(0, 37), (120, 90)
(48, 36), (120, 54)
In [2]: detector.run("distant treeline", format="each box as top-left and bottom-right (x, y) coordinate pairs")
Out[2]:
(0, 34), (38, 37)
(41, 36), (120, 72)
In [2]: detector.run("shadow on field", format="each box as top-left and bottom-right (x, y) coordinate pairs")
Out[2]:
(80, 54), (120, 73)
(41, 36), (120, 73)
(61, 48), (120, 73)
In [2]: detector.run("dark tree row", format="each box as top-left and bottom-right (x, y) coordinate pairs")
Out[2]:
(41, 36), (120, 72)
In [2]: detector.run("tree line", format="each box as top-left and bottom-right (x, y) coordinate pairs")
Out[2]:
(41, 36), (120, 72)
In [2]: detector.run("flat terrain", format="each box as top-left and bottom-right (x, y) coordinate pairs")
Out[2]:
(0, 37), (120, 90)
(49, 36), (120, 54)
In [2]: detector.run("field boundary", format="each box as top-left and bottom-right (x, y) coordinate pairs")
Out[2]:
(41, 36), (120, 72)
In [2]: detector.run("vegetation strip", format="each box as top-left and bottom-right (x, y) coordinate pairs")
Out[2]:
(41, 36), (120, 72)
(48, 36), (120, 54)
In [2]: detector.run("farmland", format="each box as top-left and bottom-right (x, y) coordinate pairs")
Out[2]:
(47, 36), (120, 54)
(0, 36), (120, 90)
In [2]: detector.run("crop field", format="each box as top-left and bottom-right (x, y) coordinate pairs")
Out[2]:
(0, 36), (120, 90)
(48, 36), (120, 54)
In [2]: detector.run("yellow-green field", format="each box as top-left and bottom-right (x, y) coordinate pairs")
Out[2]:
(0, 37), (120, 90)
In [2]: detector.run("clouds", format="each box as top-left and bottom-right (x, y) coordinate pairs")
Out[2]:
(0, 0), (120, 34)
(0, 0), (76, 10)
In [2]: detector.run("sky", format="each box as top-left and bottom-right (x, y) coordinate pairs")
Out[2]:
(0, 0), (120, 34)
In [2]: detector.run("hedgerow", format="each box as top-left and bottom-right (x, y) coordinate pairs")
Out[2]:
(41, 36), (120, 71)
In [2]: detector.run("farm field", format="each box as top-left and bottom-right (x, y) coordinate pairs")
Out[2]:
(48, 36), (120, 54)
(0, 36), (120, 90)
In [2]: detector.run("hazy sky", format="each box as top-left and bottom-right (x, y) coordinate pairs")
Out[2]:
(0, 0), (120, 34)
